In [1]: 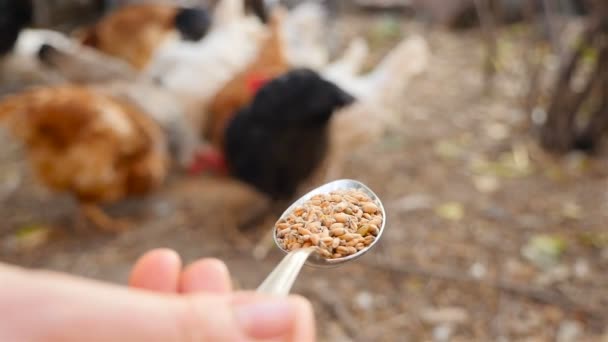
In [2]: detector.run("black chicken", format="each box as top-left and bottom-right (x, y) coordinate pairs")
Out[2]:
(190, 68), (355, 226)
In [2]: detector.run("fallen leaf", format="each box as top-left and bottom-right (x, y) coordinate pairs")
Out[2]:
(404, 278), (424, 292)
(434, 140), (465, 160)
(560, 202), (582, 220)
(14, 224), (52, 250)
(577, 232), (608, 249)
(472, 175), (501, 193)
(433, 324), (454, 342)
(511, 142), (530, 170)
(535, 264), (570, 286)
(563, 152), (591, 174)
(420, 307), (470, 325)
(573, 259), (590, 279)
(544, 165), (566, 182)
(521, 234), (567, 269)
(580, 44), (598, 64)
(378, 134), (405, 150)
(354, 291), (374, 310)
(484, 122), (510, 140)
(556, 320), (584, 342)
(469, 262), (487, 279)
(469, 145), (533, 179)
(435, 202), (464, 221)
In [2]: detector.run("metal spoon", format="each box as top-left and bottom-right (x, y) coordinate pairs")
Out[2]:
(256, 179), (386, 296)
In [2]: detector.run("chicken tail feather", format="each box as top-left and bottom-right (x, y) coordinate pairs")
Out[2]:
(324, 37), (369, 78)
(366, 35), (430, 105)
(213, 0), (247, 26)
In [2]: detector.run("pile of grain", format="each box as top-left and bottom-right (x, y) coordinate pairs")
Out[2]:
(275, 189), (383, 259)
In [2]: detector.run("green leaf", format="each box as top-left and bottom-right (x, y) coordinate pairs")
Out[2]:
(521, 234), (567, 269)
(435, 202), (465, 221)
(577, 232), (608, 249)
(14, 224), (51, 249)
(434, 140), (465, 160)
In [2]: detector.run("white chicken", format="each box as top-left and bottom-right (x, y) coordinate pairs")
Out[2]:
(34, 42), (201, 169)
(322, 35), (431, 181)
(145, 0), (334, 128)
(322, 34), (430, 106)
(281, 1), (330, 69)
(0, 28), (137, 94)
(143, 0), (268, 130)
(321, 37), (370, 85)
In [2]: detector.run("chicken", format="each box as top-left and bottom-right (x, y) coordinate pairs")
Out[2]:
(0, 1), (50, 95)
(144, 0), (267, 132)
(282, 1), (330, 69)
(0, 0), (33, 55)
(245, 0), (269, 23)
(322, 35), (430, 180)
(1, 27), (139, 97)
(190, 68), (354, 218)
(0, 85), (169, 232)
(322, 35), (430, 105)
(76, 3), (212, 70)
(321, 37), (370, 87)
(204, 6), (289, 149)
(36, 42), (199, 168)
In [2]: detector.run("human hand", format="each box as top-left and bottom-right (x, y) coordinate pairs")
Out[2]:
(0, 249), (315, 341)
(128, 248), (233, 294)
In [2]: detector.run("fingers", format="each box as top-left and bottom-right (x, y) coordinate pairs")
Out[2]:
(128, 248), (182, 292)
(179, 258), (232, 294)
(129, 250), (232, 295)
(1, 263), (316, 342)
(230, 294), (316, 341)
(179, 292), (316, 341)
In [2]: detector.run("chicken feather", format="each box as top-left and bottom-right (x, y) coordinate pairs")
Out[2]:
(282, 1), (329, 69)
(204, 6), (289, 149)
(144, 0), (267, 131)
(77, 3), (211, 70)
(0, 85), (169, 231)
(322, 34), (430, 105)
(322, 35), (431, 181)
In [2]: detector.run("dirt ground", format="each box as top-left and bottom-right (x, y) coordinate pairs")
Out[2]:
(1, 11), (607, 341)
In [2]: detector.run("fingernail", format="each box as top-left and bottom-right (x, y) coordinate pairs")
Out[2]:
(234, 299), (296, 339)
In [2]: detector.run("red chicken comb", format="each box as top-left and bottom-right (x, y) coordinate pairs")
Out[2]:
(188, 146), (228, 176)
(246, 73), (271, 95)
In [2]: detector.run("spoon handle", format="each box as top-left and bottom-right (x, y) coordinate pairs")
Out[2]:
(256, 248), (315, 296)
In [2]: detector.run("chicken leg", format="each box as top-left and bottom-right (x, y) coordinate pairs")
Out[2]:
(80, 203), (130, 233)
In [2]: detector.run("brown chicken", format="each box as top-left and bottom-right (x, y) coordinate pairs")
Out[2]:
(0, 85), (169, 232)
(76, 3), (211, 70)
(204, 7), (289, 149)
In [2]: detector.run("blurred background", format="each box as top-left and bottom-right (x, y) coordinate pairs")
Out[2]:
(0, 0), (607, 340)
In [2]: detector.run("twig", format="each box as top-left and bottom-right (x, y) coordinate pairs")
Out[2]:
(361, 257), (606, 320)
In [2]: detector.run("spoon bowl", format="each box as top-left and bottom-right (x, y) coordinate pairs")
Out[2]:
(275, 179), (386, 267)
(257, 179), (386, 295)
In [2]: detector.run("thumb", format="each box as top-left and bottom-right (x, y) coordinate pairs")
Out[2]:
(0, 264), (316, 341)
(181, 292), (316, 341)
